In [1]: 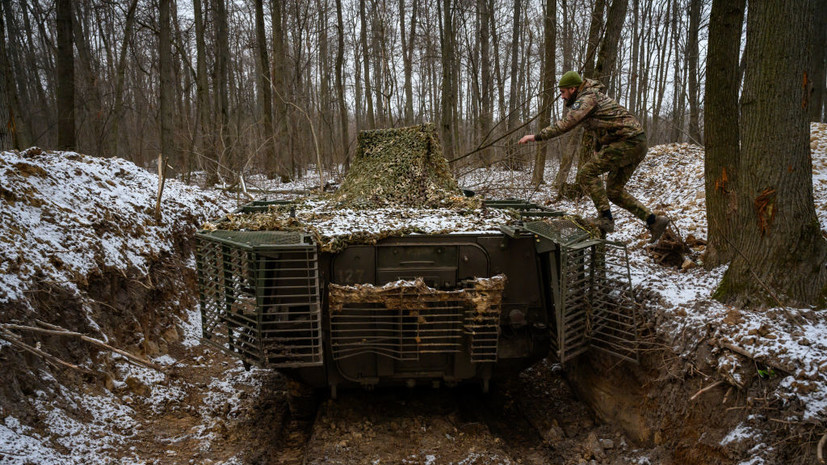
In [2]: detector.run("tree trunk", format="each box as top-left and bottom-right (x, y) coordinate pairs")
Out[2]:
(506, 0), (521, 165)
(703, 0), (744, 268)
(72, 2), (103, 154)
(532, 0), (556, 186)
(0, 0), (30, 149)
(193, 0), (213, 175)
(214, 0), (231, 172)
(56, 0), (75, 150)
(271, 0), (289, 180)
(808, 0), (826, 122)
(255, 0), (274, 175)
(628, 0), (639, 114)
(479, 0), (493, 165)
(651, 3), (671, 143)
(159, 0), (175, 173)
(594, 0), (629, 88)
(686, 0), (702, 142)
(370, 3), (385, 126)
(335, 0), (350, 165)
(111, 0), (138, 158)
(359, 0), (375, 129)
(440, 0), (455, 161)
(716, 0), (827, 307)
(400, 0), (418, 125)
(583, 0), (606, 77)
(669, 0), (683, 142)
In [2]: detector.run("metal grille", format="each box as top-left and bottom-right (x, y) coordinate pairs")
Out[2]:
(329, 279), (503, 362)
(329, 298), (465, 360)
(524, 220), (638, 365)
(555, 240), (639, 364)
(196, 231), (323, 368)
(588, 242), (638, 363)
(464, 306), (501, 362)
(556, 243), (594, 362)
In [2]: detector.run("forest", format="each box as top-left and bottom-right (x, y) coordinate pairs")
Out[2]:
(2, 1), (827, 463)
(1, 0), (820, 179)
(3, 0), (826, 305)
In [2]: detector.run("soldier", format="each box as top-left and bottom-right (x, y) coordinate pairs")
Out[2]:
(519, 71), (669, 242)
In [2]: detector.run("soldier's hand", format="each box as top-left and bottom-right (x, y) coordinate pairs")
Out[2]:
(518, 134), (536, 144)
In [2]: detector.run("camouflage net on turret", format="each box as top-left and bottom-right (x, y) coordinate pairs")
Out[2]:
(202, 123), (519, 252)
(334, 124), (471, 208)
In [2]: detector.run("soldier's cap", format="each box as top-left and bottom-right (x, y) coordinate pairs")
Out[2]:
(558, 71), (582, 89)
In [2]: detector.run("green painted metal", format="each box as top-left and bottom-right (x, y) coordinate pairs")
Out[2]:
(196, 230), (323, 368)
(523, 220), (639, 366)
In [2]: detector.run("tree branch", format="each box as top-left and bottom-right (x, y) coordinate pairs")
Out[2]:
(1, 321), (161, 372)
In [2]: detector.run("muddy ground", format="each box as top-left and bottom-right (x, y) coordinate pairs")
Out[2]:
(88, 325), (819, 465)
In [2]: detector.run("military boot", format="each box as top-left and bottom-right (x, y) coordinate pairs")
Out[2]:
(590, 215), (615, 233)
(648, 216), (670, 243)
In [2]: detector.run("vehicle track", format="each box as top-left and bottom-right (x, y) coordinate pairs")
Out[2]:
(453, 382), (556, 464)
(271, 381), (321, 465)
(285, 380), (561, 464)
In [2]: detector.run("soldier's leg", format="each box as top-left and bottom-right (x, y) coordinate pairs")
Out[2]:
(576, 148), (615, 216)
(604, 136), (652, 222)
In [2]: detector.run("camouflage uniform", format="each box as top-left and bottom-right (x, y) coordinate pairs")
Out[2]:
(535, 79), (652, 222)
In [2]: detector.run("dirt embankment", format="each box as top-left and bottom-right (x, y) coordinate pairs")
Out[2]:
(567, 315), (825, 465)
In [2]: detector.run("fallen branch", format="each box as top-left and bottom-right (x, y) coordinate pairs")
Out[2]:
(0, 328), (91, 374)
(818, 430), (826, 464)
(1, 321), (161, 372)
(690, 380), (724, 401)
(718, 342), (797, 377)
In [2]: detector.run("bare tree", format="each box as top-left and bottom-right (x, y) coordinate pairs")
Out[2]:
(583, 0), (605, 76)
(159, 0), (175, 172)
(532, 0), (556, 186)
(686, 0), (702, 142)
(359, 0), (375, 129)
(0, 0), (30, 149)
(440, 0), (456, 160)
(271, 0), (289, 180)
(56, 0), (75, 150)
(255, 0), (275, 174)
(335, 0), (350, 164)
(594, 0), (629, 89)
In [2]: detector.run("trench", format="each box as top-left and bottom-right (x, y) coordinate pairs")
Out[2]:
(253, 342), (800, 465)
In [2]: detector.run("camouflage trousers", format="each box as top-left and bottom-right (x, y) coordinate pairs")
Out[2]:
(576, 133), (652, 222)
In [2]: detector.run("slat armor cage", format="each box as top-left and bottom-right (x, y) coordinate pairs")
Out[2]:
(196, 230), (323, 368)
(524, 221), (639, 365)
(328, 275), (505, 363)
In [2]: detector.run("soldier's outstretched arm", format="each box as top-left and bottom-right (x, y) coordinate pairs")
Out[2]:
(533, 94), (597, 141)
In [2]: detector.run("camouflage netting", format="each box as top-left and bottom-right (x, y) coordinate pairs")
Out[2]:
(334, 124), (467, 208)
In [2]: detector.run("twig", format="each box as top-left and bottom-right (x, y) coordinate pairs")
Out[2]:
(690, 380), (724, 401)
(818, 430), (826, 464)
(2, 322), (161, 372)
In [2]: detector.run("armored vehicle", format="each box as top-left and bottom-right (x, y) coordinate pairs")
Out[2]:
(195, 125), (639, 396)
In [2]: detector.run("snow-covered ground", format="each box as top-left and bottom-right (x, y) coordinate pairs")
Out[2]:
(0, 123), (825, 463)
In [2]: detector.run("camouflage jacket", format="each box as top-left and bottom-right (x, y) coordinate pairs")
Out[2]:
(535, 79), (644, 142)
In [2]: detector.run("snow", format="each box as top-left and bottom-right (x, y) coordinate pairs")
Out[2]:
(720, 423), (760, 446)
(0, 148), (227, 305)
(1, 123), (826, 463)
